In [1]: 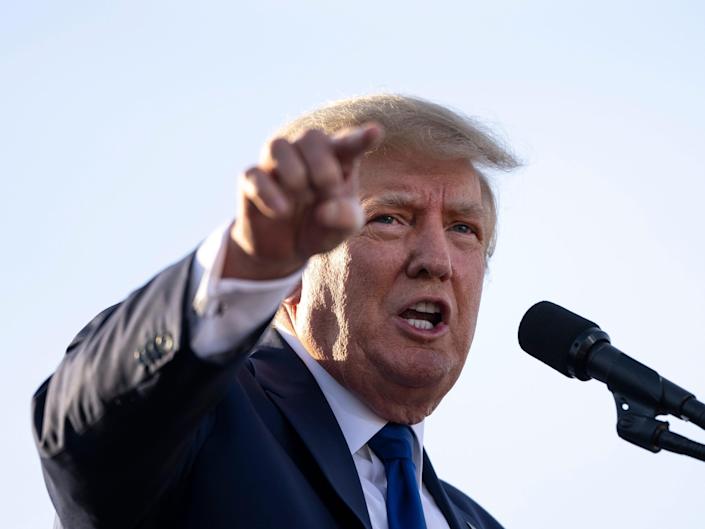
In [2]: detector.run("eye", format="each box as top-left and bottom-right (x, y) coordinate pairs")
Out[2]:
(450, 223), (476, 235)
(370, 214), (398, 225)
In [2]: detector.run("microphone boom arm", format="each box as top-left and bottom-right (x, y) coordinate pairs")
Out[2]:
(612, 391), (705, 462)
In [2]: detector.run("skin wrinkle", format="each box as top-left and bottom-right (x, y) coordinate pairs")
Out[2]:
(286, 154), (487, 425)
(329, 247), (352, 363)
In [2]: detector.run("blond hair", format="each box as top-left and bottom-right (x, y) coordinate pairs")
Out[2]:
(276, 94), (518, 257)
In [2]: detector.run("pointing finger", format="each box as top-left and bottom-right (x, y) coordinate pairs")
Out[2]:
(331, 123), (384, 164)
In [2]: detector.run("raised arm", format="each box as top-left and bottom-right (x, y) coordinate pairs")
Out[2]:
(31, 124), (382, 528)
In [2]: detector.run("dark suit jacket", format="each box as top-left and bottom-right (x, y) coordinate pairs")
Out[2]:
(32, 254), (504, 529)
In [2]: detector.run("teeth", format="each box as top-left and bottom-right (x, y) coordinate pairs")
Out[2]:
(409, 301), (441, 314)
(407, 319), (434, 330)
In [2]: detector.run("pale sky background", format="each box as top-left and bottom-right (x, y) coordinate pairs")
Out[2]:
(2, 1), (704, 528)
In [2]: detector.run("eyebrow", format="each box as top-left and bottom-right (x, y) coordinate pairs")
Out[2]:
(361, 192), (486, 218)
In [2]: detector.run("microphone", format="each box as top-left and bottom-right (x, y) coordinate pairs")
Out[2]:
(518, 301), (705, 429)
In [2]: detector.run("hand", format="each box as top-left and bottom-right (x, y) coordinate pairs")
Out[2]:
(223, 123), (383, 280)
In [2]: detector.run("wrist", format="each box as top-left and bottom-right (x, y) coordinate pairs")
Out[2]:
(223, 227), (304, 280)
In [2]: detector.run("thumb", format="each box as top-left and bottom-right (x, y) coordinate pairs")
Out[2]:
(316, 197), (364, 232)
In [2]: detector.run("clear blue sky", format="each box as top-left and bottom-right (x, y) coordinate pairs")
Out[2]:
(2, 1), (704, 527)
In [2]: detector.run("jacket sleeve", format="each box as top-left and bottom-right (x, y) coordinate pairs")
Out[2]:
(31, 253), (271, 529)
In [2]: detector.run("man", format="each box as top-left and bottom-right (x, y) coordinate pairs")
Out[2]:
(32, 94), (518, 529)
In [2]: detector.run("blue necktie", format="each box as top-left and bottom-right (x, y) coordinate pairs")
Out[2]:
(368, 423), (428, 529)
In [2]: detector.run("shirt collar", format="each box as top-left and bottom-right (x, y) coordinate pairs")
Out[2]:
(275, 326), (425, 468)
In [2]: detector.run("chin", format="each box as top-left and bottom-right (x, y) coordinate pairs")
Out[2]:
(370, 398), (440, 425)
(371, 347), (456, 390)
(366, 371), (453, 425)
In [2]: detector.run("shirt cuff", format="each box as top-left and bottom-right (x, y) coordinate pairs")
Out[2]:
(189, 222), (304, 358)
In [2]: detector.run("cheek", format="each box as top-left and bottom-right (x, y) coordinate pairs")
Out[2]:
(454, 257), (486, 339)
(455, 248), (486, 296)
(345, 243), (401, 310)
(464, 270), (484, 313)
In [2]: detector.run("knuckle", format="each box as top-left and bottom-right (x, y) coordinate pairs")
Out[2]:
(269, 137), (291, 156)
(243, 166), (264, 182)
(243, 167), (272, 191)
(268, 139), (307, 190)
(294, 131), (342, 187)
(299, 128), (326, 144)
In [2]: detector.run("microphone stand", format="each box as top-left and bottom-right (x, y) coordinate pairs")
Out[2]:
(612, 392), (705, 462)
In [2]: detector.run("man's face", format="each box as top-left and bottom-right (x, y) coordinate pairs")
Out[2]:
(292, 153), (488, 424)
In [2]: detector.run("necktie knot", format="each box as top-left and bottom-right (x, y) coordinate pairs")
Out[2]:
(368, 423), (415, 461)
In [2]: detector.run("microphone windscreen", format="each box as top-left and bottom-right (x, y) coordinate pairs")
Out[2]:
(518, 301), (599, 377)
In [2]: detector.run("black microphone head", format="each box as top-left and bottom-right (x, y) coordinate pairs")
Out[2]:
(518, 301), (600, 378)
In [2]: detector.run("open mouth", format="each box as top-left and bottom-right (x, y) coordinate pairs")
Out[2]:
(398, 301), (445, 331)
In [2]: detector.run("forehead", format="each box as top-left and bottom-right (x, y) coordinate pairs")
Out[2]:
(358, 154), (483, 209)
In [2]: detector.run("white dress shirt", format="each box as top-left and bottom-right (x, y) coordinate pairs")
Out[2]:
(188, 223), (451, 529)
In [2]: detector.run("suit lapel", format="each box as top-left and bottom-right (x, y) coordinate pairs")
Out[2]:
(422, 451), (468, 529)
(250, 330), (372, 529)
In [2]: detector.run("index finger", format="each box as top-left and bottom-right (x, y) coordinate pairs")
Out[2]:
(331, 122), (384, 164)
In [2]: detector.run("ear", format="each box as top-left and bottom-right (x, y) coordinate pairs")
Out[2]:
(282, 280), (302, 308)
(277, 281), (302, 330)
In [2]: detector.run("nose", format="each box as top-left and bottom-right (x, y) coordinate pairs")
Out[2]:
(405, 220), (452, 280)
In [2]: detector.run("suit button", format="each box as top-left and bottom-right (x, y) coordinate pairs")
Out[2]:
(155, 333), (174, 354)
(145, 340), (160, 360)
(134, 349), (149, 366)
(134, 334), (174, 367)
